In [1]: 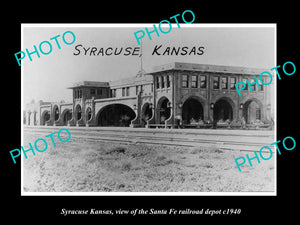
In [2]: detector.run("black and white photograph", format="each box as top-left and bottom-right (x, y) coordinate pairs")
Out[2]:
(21, 24), (276, 195)
(4, 4), (299, 221)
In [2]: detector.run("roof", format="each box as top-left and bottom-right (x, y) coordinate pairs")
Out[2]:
(68, 81), (110, 89)
(68, 72), (152, 89)
(109, 75), (152, 88)
(147, 62), (268, 75)
(67, 62), (270, 90)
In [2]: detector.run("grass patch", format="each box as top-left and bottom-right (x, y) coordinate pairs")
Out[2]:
(121, 161), (132, 171)
(23, 132), (275, 193)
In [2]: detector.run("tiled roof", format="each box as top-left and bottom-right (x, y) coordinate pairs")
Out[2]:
(68, 81), (110, 89)
(148, 62), (268, 75)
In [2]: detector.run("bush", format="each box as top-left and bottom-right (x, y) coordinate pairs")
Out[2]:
(106, 146), (126, 154)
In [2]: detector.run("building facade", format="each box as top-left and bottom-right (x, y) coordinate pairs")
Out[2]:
(24, 62), (274, 129)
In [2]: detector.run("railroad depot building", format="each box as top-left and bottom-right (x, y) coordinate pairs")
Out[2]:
(24, 62), (274, 129)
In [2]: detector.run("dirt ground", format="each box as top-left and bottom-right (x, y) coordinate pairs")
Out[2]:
(22, 132), (275, 193)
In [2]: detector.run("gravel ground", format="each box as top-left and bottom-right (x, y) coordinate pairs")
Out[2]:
(22, 132), (275, 193)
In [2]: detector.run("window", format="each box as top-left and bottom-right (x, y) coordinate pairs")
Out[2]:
(90, 89), (96, 95)
(86, 107), (92, 121)
(200, 75), (206, 88)
(140, 85), (144, 93)
(111, 89), (116, 97)
(136, 86), (139, 95)
(156, 76), (160, 89)
(242, 78), (248, 90)
(230, 77), (236, 89)
(191, 75), (198, 88)
(126, 87), (130, 96)
(213, 76), (220, 89)
(249, 78), (256, 91)
(256, 108), (261, 120)
(259, 78), (264, 91)
(78, 89), (82, 98)
(182, 75), (188, 88)
(166, 75), (170, 88)
(161, 76), (165, 88)
(122, 88), (125, 97)
(221, 77), (228, 89)
(97, 89), (102, 95)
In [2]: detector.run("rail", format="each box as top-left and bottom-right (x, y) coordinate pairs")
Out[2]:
(23, 126), (275, 152)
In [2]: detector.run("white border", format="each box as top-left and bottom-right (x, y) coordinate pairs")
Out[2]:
(21, 23), (277, 196)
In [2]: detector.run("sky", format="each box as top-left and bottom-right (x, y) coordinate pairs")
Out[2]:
(22, 24), (275, 104)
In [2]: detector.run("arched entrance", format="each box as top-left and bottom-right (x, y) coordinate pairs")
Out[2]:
(23, 111), (26, 125)
(141, 103), (153, 125)
(157, 97), (171, 124)
(75, 105), (82, 121)
(27, 112), (31, 125)
(53, 105), (59, 121)
(213, 99), (233, 123)
(182, 98), (204, 124)
(41, 111), (50, 125)
(33, 111), (37, 125)
(243, 99), (263, 124)
(62, 109), (72, 125)
(97, 104), (136, 127)
(86, 107), (92, 121)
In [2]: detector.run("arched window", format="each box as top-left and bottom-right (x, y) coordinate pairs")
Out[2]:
(86, 107), (92, 121)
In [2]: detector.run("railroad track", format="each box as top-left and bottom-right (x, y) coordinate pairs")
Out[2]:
(23, 126), (275, 152)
